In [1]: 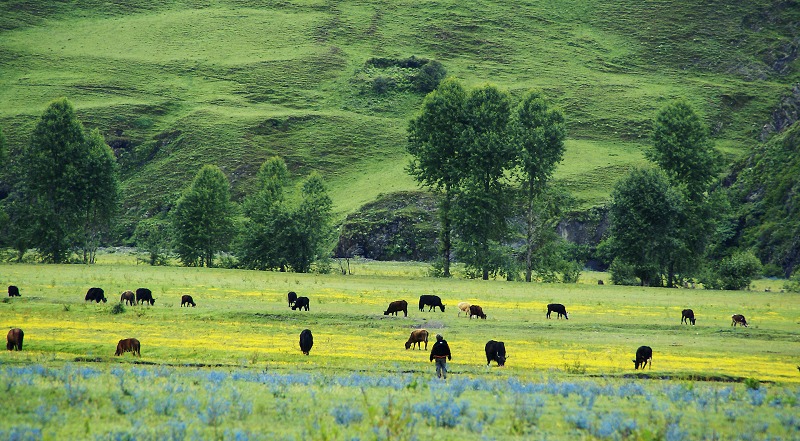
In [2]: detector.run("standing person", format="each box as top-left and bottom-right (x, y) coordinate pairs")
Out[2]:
(429, 334), (452, 379)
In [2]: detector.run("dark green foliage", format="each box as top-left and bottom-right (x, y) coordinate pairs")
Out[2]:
(648, 99), (718, 200)
(172, 165), (236, 267)
(605, 168), (686, 286)
(111, 303), (125, 315)
(357, 56), (445, 95)
(512, 90), (567, 282)
(413, 61), (446, 93)
(78, 129), (120, 264)
(728, 122), (800, 277)
(702, 251), (762, 290)
(608, 258), (639, 286)
(287, 172), (334, 273)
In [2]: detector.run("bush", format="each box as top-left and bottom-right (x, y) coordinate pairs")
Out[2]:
(413, 60), (447, 93)
(560, 260), (583, 283)
(111, 303), (125, 315)
(372, 76), (396, 94)
(609, 259), (638, 286)
(783, 269), (800, 293)
(717, 251), (762, 290)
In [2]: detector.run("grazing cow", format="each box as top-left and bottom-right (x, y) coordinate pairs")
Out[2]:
(405, 329), (429, 350)
(120, 291), (135, 306)
(85, 287), (107, 303)
(384, 300), (408, 317)
(288, 291), (298, 308)
(731, 314), (748, 327)
(6, 328), (23, 351)
(8, 285), (20, 297)
(115, 338), (141, 357)
(181, 295), (196, 307)
(299, 329), (313, 355)
(292, 296), (310, 311)
(469, 305), (486, 319)
(681, 309), (696, 325)
(135, 288), (155, 306)
(597, 280), (604, 285)
(457, 302), (471, 317)
(546, 303), (569, 319)
(633, 345), (652, 370)
(485, 340), (506, 367)
(418, 295), (445, 312)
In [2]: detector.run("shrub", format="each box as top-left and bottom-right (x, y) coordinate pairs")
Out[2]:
(372, 76), (396, 94)
(111, 303), (125, 315)
(609, 259), (638, 285)
(717, 251), (763, 290)
(413, 60), (446, 93)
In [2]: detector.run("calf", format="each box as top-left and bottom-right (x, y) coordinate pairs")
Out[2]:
(85, 287), (107, 303)
(485, 340), (506, 367)
(457, 302), (471, 317)
(633, 345), (652, 370)
(8, 285), (20, 297)
(291, 296), (310, 311)
(681, 309), (696, 325)
(181, 295), (196, 307)
(299, 329), (313, 355)
(384, 300), (408, 317)
(405, 329), (429, 350)
(597, 280), (604, 285)
(288, 291), (298, 308)
(115, 338), (141, 357)
(418, 295), (445, 312)
(731, 314), (748, 327)
(136, 288), (155, 306)
(469, 305), (486, 319)
(6, 328), (24, 351)
(546, 303), (568, 319)
(120, 291), (135, 306)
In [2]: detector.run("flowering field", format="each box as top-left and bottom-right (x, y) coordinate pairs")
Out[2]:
(1, 258), (799, 439)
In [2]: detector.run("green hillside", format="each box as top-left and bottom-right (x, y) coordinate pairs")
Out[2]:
(1, 0), (797, 235)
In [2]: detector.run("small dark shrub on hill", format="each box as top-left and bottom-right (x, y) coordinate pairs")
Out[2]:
(701, 251), (763, 290)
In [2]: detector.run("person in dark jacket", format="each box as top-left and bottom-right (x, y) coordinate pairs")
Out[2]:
(429, 334), (452, 379)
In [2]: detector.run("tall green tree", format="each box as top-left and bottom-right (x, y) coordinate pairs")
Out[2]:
(238, 157), (293, 271)
(407, 77), (467, 277)
(172, 165), (235, 267)
(455, 85), (515, 280)
(287, 172), (333, 273)
(78, 129), (120, 264)
(648, 99), (717, 201)
(22, 98), (88, 263)
(606, 168), (686, 286)
(511, 91), (567, 282)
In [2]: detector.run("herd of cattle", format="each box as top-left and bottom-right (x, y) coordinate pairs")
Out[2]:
(5, 285), (753, 371)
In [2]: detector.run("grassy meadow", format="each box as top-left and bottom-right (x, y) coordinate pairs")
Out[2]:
(1, 256), (799, 439)
(1, 0), (796, 224)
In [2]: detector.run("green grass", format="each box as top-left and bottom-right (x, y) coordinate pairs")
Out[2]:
(1, 259), (799, 439)
(1, 0), (797, 224)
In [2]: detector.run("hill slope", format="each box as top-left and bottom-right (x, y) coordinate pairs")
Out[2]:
(1, 0), (798, 237)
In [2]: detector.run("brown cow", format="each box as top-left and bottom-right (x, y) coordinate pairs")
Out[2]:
(120, 291), (135, 306)
(469, 305), (486, 319)
(6, 328), (23, 351)
(731, 314), (748, 327)
(384, 300), (408, 317)
(457, 302), (471, 317)
(115, 338), (141, 357)
(405, 329), (429, 350)
(181, 295), (196, 307)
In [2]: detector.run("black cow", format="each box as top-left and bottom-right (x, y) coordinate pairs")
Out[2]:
(418, 295), (445, 312)
(384, 300), (408, 317)
(292, 296), (310, 311)
(485, 340), (506, 367)
(597, 280), (604, 285)
(115, 338), (141, 357)
(469, 305), (486, 319)
(633, 346), (652, 370)
(136, 288), (155, 306)
(299, 329), (313, 355)
(120, 291), (135, 306)
(8, 285), (20, 297)
(181, 295), (196, 307)
(681, 309), (696, 325)
(546, 303), (568, 319)
(288, 291), (298, 308)
(85, 287), (107, 303)
(6, 328), (23, 351)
